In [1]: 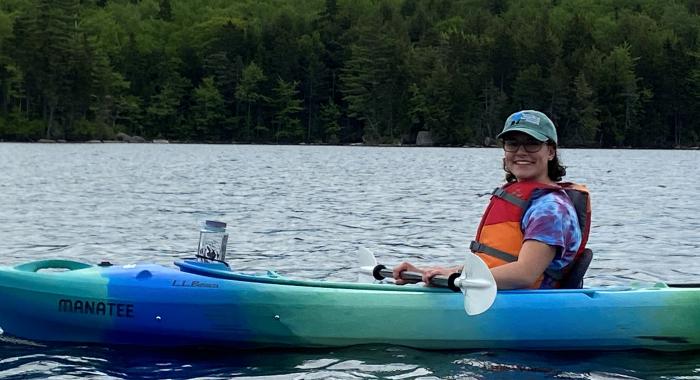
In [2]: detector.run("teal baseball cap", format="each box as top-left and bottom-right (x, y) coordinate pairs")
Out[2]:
(497, 110), (558, 145)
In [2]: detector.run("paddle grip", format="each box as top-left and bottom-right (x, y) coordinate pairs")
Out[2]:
(375, 265), (459, 291)
(374, 266), (424, 283)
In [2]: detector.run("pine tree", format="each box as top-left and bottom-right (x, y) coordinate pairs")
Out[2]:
(32, 0), (82, 138)
(235, 62), (268, 142)
(298, 32), (327, 143)
(191, 77), (225, 140)
(570, 72), (599, 146)
(423, 62), (453, 144)
(595, 44), (641, 147)
(340, 14), (406, 143)
(319, 100), (341, 143)
(146, 74), (188, 139)
(272, 78), (304, 143)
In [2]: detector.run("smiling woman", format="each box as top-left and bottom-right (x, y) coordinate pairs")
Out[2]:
(394, 110), (592, 290)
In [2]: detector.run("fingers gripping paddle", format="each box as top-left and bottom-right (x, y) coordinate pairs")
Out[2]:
(358, 247), (497, 316)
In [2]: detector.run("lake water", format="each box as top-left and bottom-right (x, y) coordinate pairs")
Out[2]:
(0, 143), (698, 379)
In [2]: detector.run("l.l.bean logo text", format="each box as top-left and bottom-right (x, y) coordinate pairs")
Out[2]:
(171, 280), (219, 288)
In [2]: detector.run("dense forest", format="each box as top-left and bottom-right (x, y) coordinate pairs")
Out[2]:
(0, 0), (699, 147)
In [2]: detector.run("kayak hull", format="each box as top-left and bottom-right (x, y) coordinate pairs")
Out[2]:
(0, 259), (698, 351)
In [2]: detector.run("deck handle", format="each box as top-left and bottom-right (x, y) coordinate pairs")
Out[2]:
(14, 259), (93, 272)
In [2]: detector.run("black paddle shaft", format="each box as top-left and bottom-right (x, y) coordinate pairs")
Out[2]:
(372, 265), (461, 292)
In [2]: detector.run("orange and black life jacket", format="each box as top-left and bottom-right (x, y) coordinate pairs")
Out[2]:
(469, 181), (591, 288)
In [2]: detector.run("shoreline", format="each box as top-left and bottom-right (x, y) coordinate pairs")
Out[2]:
(1, 139), (698, 150)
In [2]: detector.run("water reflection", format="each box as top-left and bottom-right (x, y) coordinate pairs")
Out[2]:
(1, 340), (697, 379)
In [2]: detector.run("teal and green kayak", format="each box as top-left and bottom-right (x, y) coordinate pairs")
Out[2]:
(0, 259), (698, 351)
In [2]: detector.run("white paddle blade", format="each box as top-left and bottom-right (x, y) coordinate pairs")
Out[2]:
(358, 247), (378, 283)
(460, 253), (497, 316)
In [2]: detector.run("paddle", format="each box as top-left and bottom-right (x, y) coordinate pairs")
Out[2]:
(358, 247), (497, 316)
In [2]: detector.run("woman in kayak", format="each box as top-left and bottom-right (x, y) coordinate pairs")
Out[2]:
(393, 110), (590, 289)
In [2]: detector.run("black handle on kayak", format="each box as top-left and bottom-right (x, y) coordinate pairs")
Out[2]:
(372, 264), (461, 292)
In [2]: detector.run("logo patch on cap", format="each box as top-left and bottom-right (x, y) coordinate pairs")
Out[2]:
(521, 113), (541, 125)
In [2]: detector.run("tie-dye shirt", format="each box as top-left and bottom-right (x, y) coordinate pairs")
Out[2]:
(521, 190), (582, 289)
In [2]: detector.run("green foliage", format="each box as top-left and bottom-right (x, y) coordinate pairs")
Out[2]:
(569, 72), (600, 146)
(0, 112), (44, 141)
(145, 72), (189, 138)
(272, 78), (304, 143)
(235, 62), (268, 141)
(0, 10), (11, 40)
(70, 118), (114, 141)
(595, 44), (641, 147)
(422, 62), (454, 144)
(191, 77), (225, 140)
(340, 10), (408, 144)
(158, 0), (173, 21)
(319, 100), (341, 143)
(0, 0), (699, 147)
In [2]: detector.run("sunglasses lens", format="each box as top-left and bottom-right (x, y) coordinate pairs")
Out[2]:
(503, 141), (518, 152)
(524, 142), (544, 152)
(502, 140), (544, 152)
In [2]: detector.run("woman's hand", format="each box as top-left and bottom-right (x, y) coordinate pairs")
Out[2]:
(392, 262), (423, 285)
(392, 263), (463, 285)
(421, 267), (461, 284)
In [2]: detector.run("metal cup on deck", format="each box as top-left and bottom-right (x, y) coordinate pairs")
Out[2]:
(196, 220), (228, 263)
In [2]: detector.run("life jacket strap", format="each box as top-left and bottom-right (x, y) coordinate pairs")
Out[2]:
(470, 241), (517, 263)
(491, 187), (528, 208)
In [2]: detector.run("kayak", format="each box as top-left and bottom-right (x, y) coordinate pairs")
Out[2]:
(0, 258), (698, 351)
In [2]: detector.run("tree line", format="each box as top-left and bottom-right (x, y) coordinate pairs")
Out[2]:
(1, 0), (699, 147)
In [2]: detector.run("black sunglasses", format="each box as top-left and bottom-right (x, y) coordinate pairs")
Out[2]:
(502, 139), (547, 153)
